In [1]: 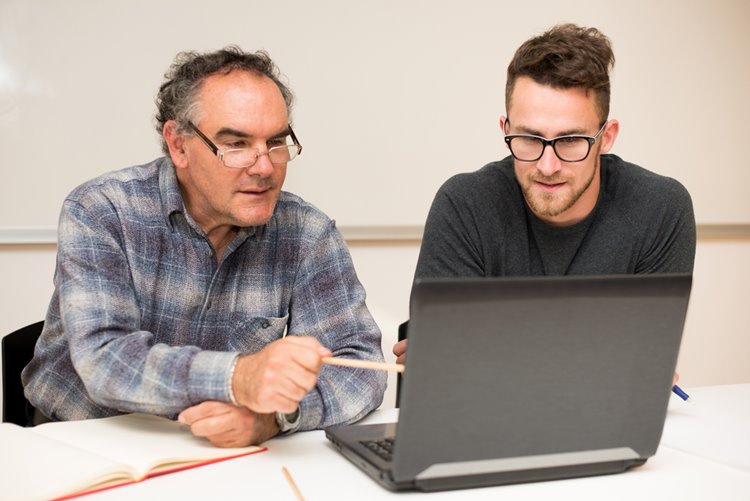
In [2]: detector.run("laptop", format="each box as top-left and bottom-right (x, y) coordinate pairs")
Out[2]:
(326, 273), (692, 491)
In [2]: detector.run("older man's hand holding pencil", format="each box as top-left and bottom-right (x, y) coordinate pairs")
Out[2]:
(182, 336), (403, 449)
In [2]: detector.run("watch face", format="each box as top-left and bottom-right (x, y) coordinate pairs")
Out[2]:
(275, 411), (288, 431)
(287, 408), (300, 423)
(276, 408), (300, 432)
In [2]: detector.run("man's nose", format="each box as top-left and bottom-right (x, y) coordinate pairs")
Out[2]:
(245, 151), (275, 176)
(535, 144), (562, 177)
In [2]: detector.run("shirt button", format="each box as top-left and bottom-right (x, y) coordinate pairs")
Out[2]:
(261, 321), (270, 328)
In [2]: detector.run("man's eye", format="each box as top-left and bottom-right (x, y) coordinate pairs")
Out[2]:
(226, 141), (247, 149)
(268, 138), (286, 147)
(517, 136), (539, 145)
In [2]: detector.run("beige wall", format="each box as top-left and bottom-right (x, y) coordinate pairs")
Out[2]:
(2, 236), (749, 414)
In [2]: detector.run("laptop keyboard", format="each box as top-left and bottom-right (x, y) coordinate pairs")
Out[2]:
(361, 437), (395, 462)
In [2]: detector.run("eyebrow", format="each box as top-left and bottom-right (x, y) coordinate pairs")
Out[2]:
(513, 125), (590, 138)
(213, 126), (291, 142)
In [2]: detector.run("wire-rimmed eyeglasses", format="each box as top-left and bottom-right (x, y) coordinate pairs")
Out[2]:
(187, 122), (302, 169)
(504, 121), (608, 162)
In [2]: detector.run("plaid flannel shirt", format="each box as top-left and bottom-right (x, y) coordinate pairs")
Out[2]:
(23, 157), (386, 430)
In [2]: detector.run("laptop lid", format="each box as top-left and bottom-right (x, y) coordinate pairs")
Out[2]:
(390, 273), (691, 489)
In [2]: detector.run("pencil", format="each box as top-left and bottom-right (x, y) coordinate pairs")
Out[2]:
(282, 466), (304, 501)
(322, 356), (405, 373)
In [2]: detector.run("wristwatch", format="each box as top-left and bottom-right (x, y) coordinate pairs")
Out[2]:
(275, 407), (301, 434)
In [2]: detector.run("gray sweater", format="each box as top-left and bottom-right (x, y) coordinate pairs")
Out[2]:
(415, 154), (696, 279)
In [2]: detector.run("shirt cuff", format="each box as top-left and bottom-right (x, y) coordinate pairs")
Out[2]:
(227, 354), (240, 406)
(186, 350), (240, 404)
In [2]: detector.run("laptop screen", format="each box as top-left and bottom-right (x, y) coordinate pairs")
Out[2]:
(392, 274), (692, 484)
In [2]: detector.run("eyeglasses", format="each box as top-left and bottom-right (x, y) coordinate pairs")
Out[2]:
(187, 121), (302, 169)
(504, 121), (607, 162)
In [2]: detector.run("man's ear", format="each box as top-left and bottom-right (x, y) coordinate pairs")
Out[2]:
(499, 115), (509, 134)
(599, 119), (620, 154)
(163, 120), (189, 168)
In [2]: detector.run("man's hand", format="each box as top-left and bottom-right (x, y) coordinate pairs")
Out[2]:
(178, 401), (278, 447)
(232, 336), (331, 414)
(393, 338), (408, 365)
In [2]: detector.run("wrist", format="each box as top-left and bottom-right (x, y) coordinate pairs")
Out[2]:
(231, 354), (253, 408)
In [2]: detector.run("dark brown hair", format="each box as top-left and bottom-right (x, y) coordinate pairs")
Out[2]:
(505, 24), (615, 122)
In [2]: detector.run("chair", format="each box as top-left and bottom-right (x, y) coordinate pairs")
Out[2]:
(395, 320), (408, 408)
(2, 320), (44, 426)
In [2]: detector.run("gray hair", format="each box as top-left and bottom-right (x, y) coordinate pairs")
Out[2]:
(154, 46), (294, 155)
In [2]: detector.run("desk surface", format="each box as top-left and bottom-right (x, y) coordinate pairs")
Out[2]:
(35, 384), (750, 500)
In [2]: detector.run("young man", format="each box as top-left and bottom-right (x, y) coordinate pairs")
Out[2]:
(23, 47), (386, 446)
(394, 24), (695, 364)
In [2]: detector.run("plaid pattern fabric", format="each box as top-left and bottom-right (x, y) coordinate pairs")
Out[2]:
(23, 157), (385, 429)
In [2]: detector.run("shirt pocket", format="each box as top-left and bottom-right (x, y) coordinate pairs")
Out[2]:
(228, 314), (289, 354)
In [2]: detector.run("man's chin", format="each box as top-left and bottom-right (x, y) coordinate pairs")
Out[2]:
(525, 191), (572, 219)
(232, 209), (275, 228)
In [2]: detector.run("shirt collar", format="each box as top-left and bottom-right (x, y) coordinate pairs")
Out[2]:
(158, 157), (185, 224)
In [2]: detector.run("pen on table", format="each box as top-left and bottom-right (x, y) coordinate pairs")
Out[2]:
(672, 384), (691, 402)
(282, 466), (305, 501)
(322, 356), (405, 373)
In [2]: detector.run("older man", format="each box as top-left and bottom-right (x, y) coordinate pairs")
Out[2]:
(23, 47), (386, 446)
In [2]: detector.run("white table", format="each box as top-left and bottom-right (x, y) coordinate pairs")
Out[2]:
(57, 384), (750, 500)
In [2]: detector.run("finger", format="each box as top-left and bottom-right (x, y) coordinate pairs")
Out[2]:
(257, 362), (317, 407)
(264, 344), (321, 387)
(234, 341), (323, 413)
(266, 338), (326, 376)
(198, 412), (255, 447)
(206, 430), (253, 448)
(392, 339), (407, 357)
(269, 397), (303, 415)
(282, 336), (332, 360)
(188, 405), (248, 438)
(190, 416), (238, 439)
(178, 400), (231, 425)
(209, 412), (279, 447)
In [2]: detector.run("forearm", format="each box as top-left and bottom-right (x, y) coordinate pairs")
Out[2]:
(58, 202), (237, 416)
(71, 331), (237, 416)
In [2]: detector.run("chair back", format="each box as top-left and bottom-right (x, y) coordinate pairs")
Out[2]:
(2, 320), (44, 425)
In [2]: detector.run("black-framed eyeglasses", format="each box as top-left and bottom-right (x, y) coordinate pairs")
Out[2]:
(504, 121), (608, 162)
(187, 121), (302, 169)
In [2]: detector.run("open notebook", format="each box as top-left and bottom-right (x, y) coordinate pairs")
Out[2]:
(327, 273), (692, 491)
(0, 413), (265, 500)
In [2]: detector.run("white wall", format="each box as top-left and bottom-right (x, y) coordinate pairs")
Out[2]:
(2, 0), (750, 230)
(2, 236), (749, 414)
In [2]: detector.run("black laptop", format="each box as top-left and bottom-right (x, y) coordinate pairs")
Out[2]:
(326, 273), (692, 491)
